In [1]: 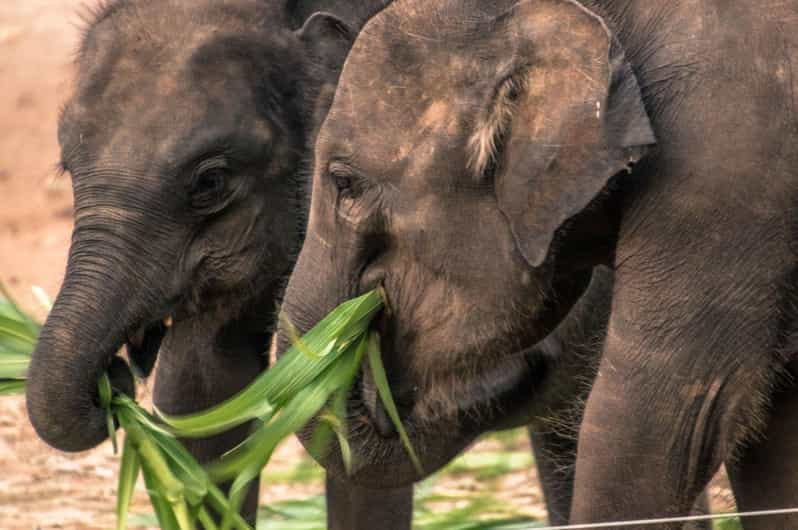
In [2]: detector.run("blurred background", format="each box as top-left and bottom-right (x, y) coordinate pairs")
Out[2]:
(0, 2), (737, 529)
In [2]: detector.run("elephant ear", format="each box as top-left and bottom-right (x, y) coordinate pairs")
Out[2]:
(296, 12), (356, 130)
(296, 11), (355, 74)
(490, 0), (655, 268)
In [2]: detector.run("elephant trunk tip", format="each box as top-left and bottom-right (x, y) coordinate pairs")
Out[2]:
(25, 334), (135, 453)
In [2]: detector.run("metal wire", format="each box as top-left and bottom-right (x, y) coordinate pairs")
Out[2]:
(532, 507), (798, 529)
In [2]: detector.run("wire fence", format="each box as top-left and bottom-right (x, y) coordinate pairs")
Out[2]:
(533, 507), (798, 529)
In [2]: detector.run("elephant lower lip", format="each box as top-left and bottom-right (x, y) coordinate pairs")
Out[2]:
(126, 320), (167, 377)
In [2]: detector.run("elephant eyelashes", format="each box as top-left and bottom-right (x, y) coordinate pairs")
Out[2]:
(468, 72), (528, 181)
(190, 159), (233, 212)
(330, 164), (364, 200)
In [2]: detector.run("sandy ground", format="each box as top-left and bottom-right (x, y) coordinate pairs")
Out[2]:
(0, 1), (735, 529)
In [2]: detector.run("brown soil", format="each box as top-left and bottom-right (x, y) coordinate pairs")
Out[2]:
(0, 2), (734, 529)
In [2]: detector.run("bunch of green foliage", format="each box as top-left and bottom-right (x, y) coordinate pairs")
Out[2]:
(0, 285), (419, 530)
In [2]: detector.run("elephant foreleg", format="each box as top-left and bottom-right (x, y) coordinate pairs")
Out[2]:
(529, 419), (711, 529)
(569, 259), (782, 529)
(326, 475), (414, 530)
(726, 361), (798, 530)
(529, 426), (578, 525)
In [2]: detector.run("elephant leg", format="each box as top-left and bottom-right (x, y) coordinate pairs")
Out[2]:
(530, 420), (712, 529)
(570, 358), (743, 530)
(726, 362), (798, 530)
(528, 426), (577, 525)
(326, 475), (413, 530)
(568, 258), (782, 529)
(153, 324), (267, 525)
(687, 492), (711, 530)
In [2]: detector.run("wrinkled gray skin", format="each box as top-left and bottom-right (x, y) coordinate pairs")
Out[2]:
(24, 0), (408, 527)
(281, 0), (798, 528)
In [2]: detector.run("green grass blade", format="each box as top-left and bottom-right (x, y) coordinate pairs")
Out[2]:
(121, 414), (185, 504)
(206, 483), (253, 530)
(0, 317), (38, 346)
(366, 331), (423, 475)
(148, 428), (209, 506)
(158, 290), (382, 438)
(116, 399), (208, 507)
(141, 465), (182, 530)
(116, 436), (141, 530)
(324, 410), (353, 476)
(0, 380), (26, 396)
(0, 352), (30, 379)
(0, 282), (41, 332)
(208, 338), (366, 486)
(99, 373), (118, 453)
(113, 395), (173, 437)
(198, 506), (219, 530)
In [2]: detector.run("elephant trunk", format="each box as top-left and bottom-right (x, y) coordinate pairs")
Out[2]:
(276, 227), (360, 356)
(26, 238), (140, 452)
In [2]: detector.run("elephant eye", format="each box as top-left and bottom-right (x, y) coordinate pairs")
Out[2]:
(330, 164), (363, 200)
(191, 159), (232, 211)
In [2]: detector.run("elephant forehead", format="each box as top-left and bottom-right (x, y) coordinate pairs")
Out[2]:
(325, 53), (501, 181)
(63, 35), (283, 174)
(323, 0), (525, 178)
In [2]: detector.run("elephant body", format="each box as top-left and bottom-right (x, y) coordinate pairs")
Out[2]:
(281, 0), (798, 528)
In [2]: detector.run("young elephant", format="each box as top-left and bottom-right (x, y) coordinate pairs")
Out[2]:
(23, 0), (409, 527)
(280, 0), (798, 528)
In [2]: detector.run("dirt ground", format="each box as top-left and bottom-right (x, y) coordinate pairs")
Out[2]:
(0, 2), (736, 529)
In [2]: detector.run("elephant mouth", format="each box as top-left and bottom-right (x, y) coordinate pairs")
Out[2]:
(331, 334), (547, 486)
(125, 317), (171, 378)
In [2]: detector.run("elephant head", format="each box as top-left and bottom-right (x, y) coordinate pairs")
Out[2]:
(25, 0), (363, 453)
(279, 0), (654, 487)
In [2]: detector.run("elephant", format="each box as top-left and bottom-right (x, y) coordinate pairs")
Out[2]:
(23, 0), (412, 527)
(278, 0), (798, 528)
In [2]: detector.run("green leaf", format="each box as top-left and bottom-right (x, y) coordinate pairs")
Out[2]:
(257, 497), (326, 530)
(209, 340), (364, 487)
(366, 331), (423, 474)
(140, 463), (182, 530)
(205, 483), (253, 530)
(715, 519), (744, 530)
(98, 373), (118, 453)
(0, 282), (41, 331)
(0, 316), (38, 348)
(197, 506), (220, 530)
(116, 436), (141, 530)
(113, 394), (174, 437)
(115, 398), (209, 509)
(0, 380), (26, 396)
(148, 427), (209, 507)
(158, 290), (382, 438)
(0, 352), (30, 380)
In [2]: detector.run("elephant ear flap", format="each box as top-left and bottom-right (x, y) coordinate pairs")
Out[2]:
(605, 39), (656, 156)
(493, 1), (655, 268)
(296, 11), (356, 74)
